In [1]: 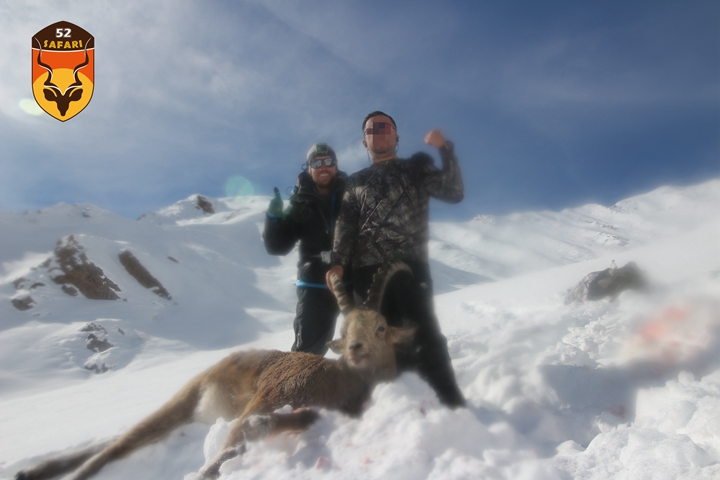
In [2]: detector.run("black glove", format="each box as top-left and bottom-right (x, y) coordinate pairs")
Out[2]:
(268, 187), (283, 217)
(267, 187), (291, 218)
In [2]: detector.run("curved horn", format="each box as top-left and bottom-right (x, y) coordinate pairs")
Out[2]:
(34, 38), (57, 89)
(364, 261), (412, 312)
(330, 273), (353, 315)
(70, 39), (91, 87)
(34, 38), (90, 90)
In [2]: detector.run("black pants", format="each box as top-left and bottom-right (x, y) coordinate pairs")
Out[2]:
(291, 286), (340, 356)
(352, 261), (466, 407)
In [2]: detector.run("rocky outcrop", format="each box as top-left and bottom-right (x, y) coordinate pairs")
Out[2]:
(12, 296), (34, 311)
(81, 323), (113, 374)
(564, 261), (646, 304)
(118, 250), (172, 299)
(195, 195), (215, 214)
(8, 236), (178, 311)
(51, 236), (121, 300)
(61, 285), (79, 296)
(86, 333), (114, 352)
(12, 278), (44, 309)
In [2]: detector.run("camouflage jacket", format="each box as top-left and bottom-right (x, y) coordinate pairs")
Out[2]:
(332, 142), (463, 269)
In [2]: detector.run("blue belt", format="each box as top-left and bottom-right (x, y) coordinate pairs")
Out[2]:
(296, 280), (352, 289)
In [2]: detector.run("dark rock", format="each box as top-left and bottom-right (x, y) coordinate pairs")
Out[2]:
(118, 250), (171, 299)
(86, 333), (113, 352)
(80, 322), (107, 334)
(85, 363), (109, 374)
(61, 285), (79, 296)
(565, 262), (646, 304)
(195, 195), (215, 214)
(52, 236), (121, 300)
(12, 296), (34, 311)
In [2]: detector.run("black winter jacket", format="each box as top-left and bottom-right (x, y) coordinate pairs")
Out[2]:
(263, 170), (347, 286)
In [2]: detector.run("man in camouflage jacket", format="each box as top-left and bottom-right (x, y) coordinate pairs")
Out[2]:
(326, 111), (466, 408)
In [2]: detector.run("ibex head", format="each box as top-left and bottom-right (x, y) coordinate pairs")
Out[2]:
(34, 38), (90, 117)
(327, 262), (416, 380)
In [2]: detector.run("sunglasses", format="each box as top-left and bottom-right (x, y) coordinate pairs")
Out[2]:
(308, 157), (336, 169)
(364, 122), (395, 135)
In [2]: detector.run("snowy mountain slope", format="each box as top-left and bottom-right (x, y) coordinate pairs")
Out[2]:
(1, 195), (288, 348)
(429, 178), (720, 282)
(438, 217), (720, 446)
(1, 179), (719, 479)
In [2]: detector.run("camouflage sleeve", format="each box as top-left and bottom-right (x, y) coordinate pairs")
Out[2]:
(331, 179), (360, 268)
(424, 141), (464, 203)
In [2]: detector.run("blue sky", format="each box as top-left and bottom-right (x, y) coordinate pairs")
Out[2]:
(1, 0), (718, 221)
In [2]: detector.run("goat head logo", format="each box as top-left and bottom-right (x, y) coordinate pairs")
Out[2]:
(32, 21), (94, 122)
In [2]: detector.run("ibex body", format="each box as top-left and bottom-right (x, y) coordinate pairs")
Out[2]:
(16, 263), (414, 480)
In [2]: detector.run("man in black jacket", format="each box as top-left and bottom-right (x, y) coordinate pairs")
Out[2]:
(325, 111), (466, 408)
(263, 143), (347, 355)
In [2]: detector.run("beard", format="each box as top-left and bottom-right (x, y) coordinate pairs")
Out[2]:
(315, 176), (333, 188)
(370, 142), (395, 157)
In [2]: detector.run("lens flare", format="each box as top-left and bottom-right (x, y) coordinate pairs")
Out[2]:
(225, 176), (254, 199)
(19, 98), (44, 116)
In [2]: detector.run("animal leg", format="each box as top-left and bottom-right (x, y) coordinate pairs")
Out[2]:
(196, 418), (247, 480)
(198, 408), (320, 478)
(241, 407), (320, 441)
(14, 440), (113, 480)
(63, 380), (202, 480)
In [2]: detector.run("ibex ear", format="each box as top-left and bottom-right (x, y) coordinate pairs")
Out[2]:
(387, 325), (416, 348)
(327, 338), (345, 354)
(69, 89), (83, 101)
(43, 89), (58, 101)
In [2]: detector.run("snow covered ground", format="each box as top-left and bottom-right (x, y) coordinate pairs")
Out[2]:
(1, 179), (719, 479)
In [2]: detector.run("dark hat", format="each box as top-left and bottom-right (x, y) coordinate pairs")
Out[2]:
(306, 143), (337, 164)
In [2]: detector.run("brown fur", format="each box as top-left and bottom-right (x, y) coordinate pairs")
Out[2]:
(16, 264), (415, 480)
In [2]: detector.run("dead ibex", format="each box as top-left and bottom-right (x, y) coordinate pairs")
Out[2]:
(16, 262), (415, 480)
